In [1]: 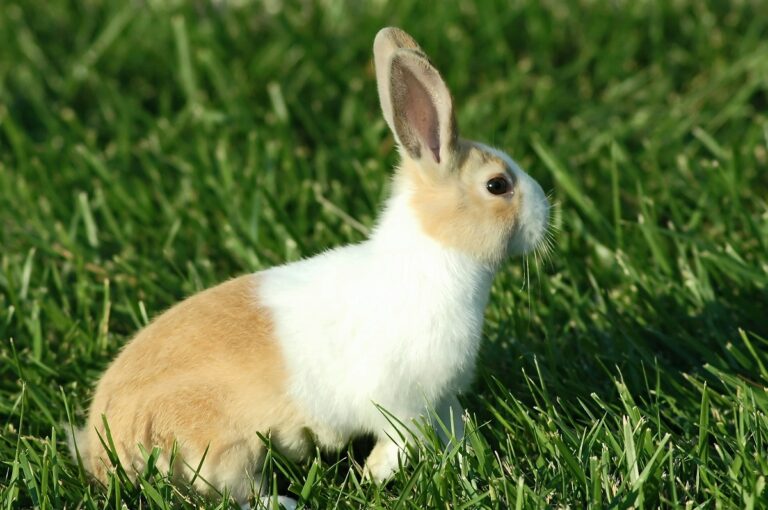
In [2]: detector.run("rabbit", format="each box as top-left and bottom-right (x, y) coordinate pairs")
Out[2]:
(70, 27), (550, 509)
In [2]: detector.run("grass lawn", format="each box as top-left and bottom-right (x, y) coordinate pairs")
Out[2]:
(2, 0), (768, 508)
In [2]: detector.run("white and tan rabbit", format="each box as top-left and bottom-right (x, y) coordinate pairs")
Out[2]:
(71, 27), (550, 509)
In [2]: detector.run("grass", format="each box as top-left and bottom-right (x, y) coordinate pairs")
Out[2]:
(1, 0), (768, 508)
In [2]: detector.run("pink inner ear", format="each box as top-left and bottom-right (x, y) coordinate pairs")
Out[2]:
(400, 65), (441, 163)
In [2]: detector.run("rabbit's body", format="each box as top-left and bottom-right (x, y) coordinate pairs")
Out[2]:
(73, 28), (550, 509)
(74, 176), (489, 500)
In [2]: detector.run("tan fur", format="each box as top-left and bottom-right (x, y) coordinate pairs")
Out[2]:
(401, 140), (522, 264)
(76, 275), (311, 501)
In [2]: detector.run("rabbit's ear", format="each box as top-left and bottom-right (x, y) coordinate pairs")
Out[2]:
(374, 28), (457, 166)
(374, 27), (427, 131)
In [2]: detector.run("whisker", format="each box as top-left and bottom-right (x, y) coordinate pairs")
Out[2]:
(544, 236), (556, 254)
(525, 254), (532, 321)
(533, 247), (543, 294)
(537, 242), (553, 270)
(536, 245), (549, 267)
(519, 256), (527, 291)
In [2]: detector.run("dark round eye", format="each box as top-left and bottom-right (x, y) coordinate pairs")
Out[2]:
(486, 176), (510, 195)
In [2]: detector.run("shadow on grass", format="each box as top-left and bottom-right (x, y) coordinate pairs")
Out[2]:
(473, 282), (768, 438)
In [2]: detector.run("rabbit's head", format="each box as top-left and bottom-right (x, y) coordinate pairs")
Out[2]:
(374, 27), (550, 266)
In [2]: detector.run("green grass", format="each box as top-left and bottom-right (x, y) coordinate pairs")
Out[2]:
(2, 0), (768, 508)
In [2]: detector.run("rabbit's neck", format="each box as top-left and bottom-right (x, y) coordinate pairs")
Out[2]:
(370, 186), (497, 290)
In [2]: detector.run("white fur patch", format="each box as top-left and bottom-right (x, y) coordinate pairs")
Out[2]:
(258, 189), (494, 444)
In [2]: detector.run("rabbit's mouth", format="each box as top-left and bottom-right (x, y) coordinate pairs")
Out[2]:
(507, 177), (551, 258)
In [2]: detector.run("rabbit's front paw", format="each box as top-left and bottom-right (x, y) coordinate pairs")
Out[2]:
(363, 438), (402, 483)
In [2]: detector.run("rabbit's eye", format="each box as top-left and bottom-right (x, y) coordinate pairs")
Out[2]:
(486, 176), (511, 195)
